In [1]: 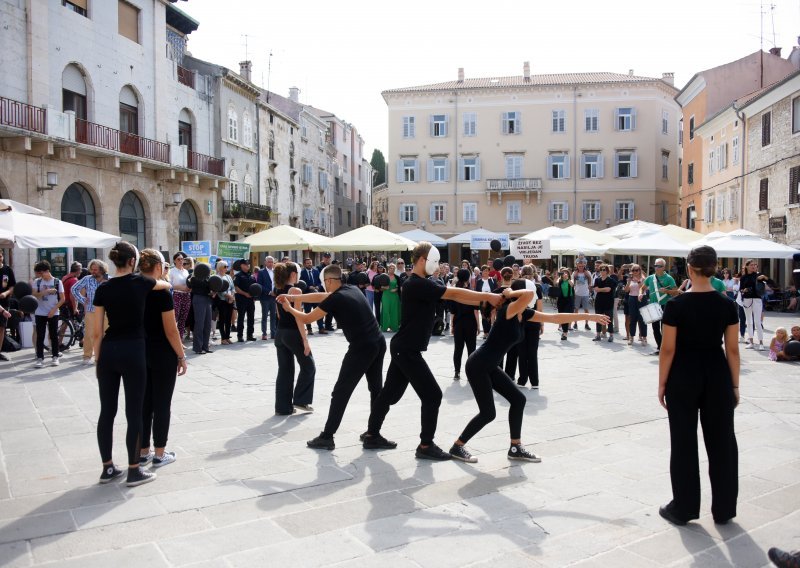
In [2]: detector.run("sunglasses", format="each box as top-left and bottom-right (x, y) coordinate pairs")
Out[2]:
(654, 265), (665, 268)
(631, 269), (641, 272)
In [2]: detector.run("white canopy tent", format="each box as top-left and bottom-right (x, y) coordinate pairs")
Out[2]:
(446, 228), (503, 245)
(0, 199), (44, 215)
(312, 225), (416, 252)
(688, 229), (798, 259)
(241, 225), (332, 252)
(517, 226), (606, 255)
(562, 224), (619, 246)
(603, 230), (691, 257)
(396, 228), (446, 247)
(660, 224), (706, 244)
(600, 220), (661, 239)
(0, 210), (120, 249)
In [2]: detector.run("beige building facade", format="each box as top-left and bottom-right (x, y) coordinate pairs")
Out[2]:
(382, 66), (680, 242)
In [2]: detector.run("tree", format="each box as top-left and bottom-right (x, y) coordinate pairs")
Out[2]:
(370, 149), (386, 186)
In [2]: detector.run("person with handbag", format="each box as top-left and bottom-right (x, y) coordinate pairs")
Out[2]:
(624, 264), (647, 346)
(739, 259), (768, 351)
(640, 258), (680, 356)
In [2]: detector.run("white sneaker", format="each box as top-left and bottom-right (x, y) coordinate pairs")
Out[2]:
(152, 451), (176, 468)
(82, 357), (95, 365)
(745, 342), (755, 349)
(757, 343), (764, 351)
(34, 358), (44, 368)
(51, 358), (60, 367)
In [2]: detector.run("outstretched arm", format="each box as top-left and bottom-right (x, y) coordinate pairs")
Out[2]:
(443, 286), (503, 307)
(277, 295), (328, 326)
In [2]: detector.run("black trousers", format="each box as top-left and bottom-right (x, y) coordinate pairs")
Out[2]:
(460, 356), (526, 443)
(236, 296), (255, 339)
(96, 338), (147, 466)
(665, 353), (738, 521)
(322, 338), (386, 437)
(517, 323), (541, 386)
(35, 315), (59, 359)
(557, 297), (574, 333)
(652, 319), (663, 348)
(274, 327), (315, 414)
(453, 319), (477, 373)
(595, 308), (615, 334)
(143, 344), (178, 450)
(216, 299), (233, 340)
(324, 312), (335, 330)
(367, 349), (442, 446)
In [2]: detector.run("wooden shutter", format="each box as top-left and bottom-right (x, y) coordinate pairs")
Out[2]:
(427, 159), (434, 182)
(118, 0), (139, 43)
(457, 158), (465, 181)
(563, 203), (569, 221)
(789, 166), (800, 205)
(546, 156), (554, 179)
(762, 112), (771, 146)
(613, 153), (620, 178)
(629, 202), (635, 220)
(596, 203), (602, 222)
(429, 115), (435, 137)
(613, 108), (620, 131)
(399, 204), (406, 223)
(396, 160), (404, 183)
(581, 202), (588, 221)
(759, 178), (769, 210)
(429, 204), (436, 222)
(547, 202), (554, 221)
(516, 112), (521, 134)
(501, 112), (509, 134)
(630, 153), (638, 178)
(413, 160), (419, 182)
(475, 157), (481, 181)
(597, 155), (604, 179)
(630, 108), (637, 131)
(443, 159), (450, 182)
(579, 155), (586, 179)
(563, 155), (570, 179)
(443, 114), (449, 137)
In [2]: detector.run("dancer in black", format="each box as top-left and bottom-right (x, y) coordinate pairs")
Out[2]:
(138, 249), (187, 469)
(657, 245), (740, 526)
(273, 262), (315, 415)
(278, 263), (386, 450)
(449, 280), (609, 463)
(515, 265), (543, 389)
(450, 268), (479, 380)
(363, 241), (503, 460)
(93, 242), (171, 487)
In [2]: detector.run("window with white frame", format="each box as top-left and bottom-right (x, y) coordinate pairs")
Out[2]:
(242, 112), (252, 147)
(729, 188), (739, 220)
(716, 192), (725, 221)
(717, 143), (728, 171)
(396, 158), (418, 183)
(463, 112), (476, 136)
(581, 153), (602, 179)
(400, 203), (417, 224)
(428, 158), (449, 182)
(732, 137), (740, 164)
(615, 107), (636, 131)
(793, 97), (800, 134)
(548, 201), (569, 222)
(430, 202), (446, 224)
(227, 106), (238, 141)
(430, 114), (448, 137)
(584, 108), (599, 132)
(506, 200), (521, 224)
(402, 116), (415, 138)
(615, 200), (635, 222)
(460, 156), (480, 181)
(662, 110), (669, 135)
(552, 110), (566, 133)
(614, 151), (637, 178)
(228, 169), (239, 201)
(300, 118), (308, 139)
(582, 200), (601, 222)
(462, 201), (477, 224)
(704, 196), (714, 223)
(243, 174), (253, 203)
(661, 152), (669, 180)
(502, 111), (521, 134)
(548, 154), (569, 179)
(505, 154), (523, 179)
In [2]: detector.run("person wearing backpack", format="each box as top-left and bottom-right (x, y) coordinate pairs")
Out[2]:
(739, 259), (768, 351)
(32, 260), (65, 368)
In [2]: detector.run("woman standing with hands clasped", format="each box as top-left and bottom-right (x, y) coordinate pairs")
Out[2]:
(739, 259), (768, 351)
(657, 245), (740, 526)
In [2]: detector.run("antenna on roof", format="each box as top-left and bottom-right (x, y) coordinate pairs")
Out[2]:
(266, 50), (272, 103)
(242, 34), (250, 61)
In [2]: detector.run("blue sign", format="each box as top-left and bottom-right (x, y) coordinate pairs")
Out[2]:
(181, 240), (211, 258)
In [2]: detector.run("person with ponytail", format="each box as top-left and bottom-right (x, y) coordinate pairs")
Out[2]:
(92, 242), (172, 487)
(450, 268), (480, 380)
(657, 245), (740, 527)
(137, 249), (187, 470)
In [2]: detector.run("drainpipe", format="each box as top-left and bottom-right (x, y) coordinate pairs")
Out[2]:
(572, 85), (578, 222)
(733, 102), (746, 231)
(453, 90), (459, 239)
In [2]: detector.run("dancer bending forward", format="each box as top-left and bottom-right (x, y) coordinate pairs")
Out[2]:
(449, 280), (609, 463)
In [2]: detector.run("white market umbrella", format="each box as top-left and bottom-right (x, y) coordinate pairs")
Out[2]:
(604, 229), (691, 257)
(396, 228), (445, 247)
(0, 210), (119, 249)
(0, 199), (44, 215)
(660, 224), (706, 245)
(446, 228), (502, 245)
(562, 224), (619, 245)
(312, 225), (416, 252)
(688, 229), (798, 259)
(601, 220), (661, 239)
(518, 226), (606, 255)
(241, 224), (332, 252)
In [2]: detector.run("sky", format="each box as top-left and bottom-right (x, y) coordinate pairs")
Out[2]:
(178, 0), (800, 159)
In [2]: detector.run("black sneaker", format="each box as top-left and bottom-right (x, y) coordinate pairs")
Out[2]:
(767, 547), (800, 568)
(363, 434), (398, 450)
(126, 466), (157, 487)
(307, 434), (335, 450)
(571, 323), (578, 330)
(454, 371), (460, 380)
(449, 444), (477, 463)
(592, 335), (601, 341)
(359, 431), (369, 442)
(99, 464), (125, 484)
(237, 337), (245, 343)
(584, 323), (591, 331)
(0, 353), (9, 362)
(507, 443), (541, 462)
(246, 336), (257, 342)
(415, 443), (451, 461)
(658, 502), (689, 526)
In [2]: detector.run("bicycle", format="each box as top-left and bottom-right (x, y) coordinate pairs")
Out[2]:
(57, 313), (85, 352)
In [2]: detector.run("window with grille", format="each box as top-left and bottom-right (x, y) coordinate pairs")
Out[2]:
(759, 178), (769, 210)
(762, 112), (771, 146)
(789, 166), (800, 205)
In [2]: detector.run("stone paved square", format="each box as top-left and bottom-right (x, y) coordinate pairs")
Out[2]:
(0, 308), (798, 567)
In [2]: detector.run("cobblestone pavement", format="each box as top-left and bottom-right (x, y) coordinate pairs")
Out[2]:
(0, 307), (798, 567)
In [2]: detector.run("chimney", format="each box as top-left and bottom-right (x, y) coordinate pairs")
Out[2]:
(628, 69), (634, 76)
(661, 72), (675, 86)
(768, 46), (782, 57)
(523, 61), (531, 82)
(457, 67), (464, 83)
(239, 60), (252, 82)
(288, 87), (300, 102)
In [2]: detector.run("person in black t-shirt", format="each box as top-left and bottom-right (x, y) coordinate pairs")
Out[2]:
(278, 264), (386, 450)
(448, 279), (609, 464)
(233, 259), (256, 342)
(592, 265), (616, 342)
(450, 269), (480, 380)
(657, 245), (740, 527)
(93, 242), (172, 488)
(362, 241), (504, 461)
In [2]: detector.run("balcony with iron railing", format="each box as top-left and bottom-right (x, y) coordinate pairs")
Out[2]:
(188, 151), (225, 176)
(76, 119), (170, 163)
(0, 95), (46, 134)
(222, 200), (271, 222)
(177, 65), (195, 89)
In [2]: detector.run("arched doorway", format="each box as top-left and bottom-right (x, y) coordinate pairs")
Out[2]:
(119, 191), (146, 250)
(61, 183), (97, 265)
(178, 201), (198, 245)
